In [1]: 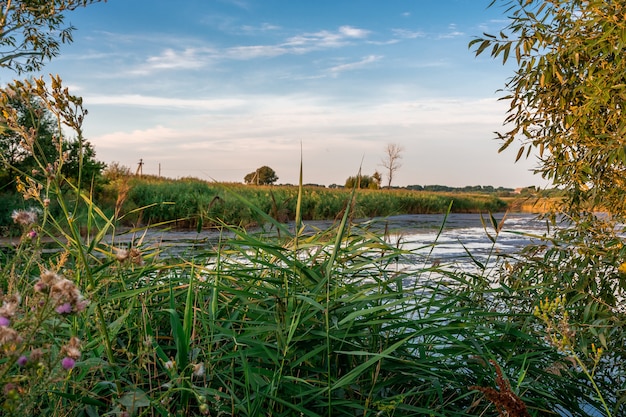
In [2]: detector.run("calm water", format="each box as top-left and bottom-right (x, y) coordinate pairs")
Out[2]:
(114, 212), (550, 266)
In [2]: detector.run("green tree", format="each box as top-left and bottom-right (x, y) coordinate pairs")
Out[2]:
(345, 174), (379, 189)
(244, 165), (278, 185)
(470, 0), (626, 221)
(62, 138), (106, 190)
(0, 0), (106, 74)
(0, 93), (58, 190)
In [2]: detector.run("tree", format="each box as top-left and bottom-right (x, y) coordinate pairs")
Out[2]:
(0, 93), (59, 189)
(470, 0), (626, 221)
(380, 143), (404, 189)
(0, 76), (105, 192)
(0, 0), (106, 74)
(344, 174), (379, 190)
(244, 166), (278, 185)
(62, 138), (106, 189)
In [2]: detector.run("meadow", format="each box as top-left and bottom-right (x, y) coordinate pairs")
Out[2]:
(94, 175), (511, 231)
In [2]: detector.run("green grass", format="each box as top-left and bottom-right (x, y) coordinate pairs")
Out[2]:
(1, 76), (624, 417)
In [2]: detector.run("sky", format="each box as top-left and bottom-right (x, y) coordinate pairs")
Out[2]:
(5, 0), (547, 188)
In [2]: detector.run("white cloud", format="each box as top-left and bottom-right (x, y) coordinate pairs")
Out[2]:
(87, 94), (247, 110)
(392, 29), (425, 39)
(338, 26), (370, 38)
(328, 55), (382, 75)
(144, 48), (214, 70)
(226, 44), (287, 59)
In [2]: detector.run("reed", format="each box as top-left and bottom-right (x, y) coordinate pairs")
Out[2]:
(1, 76), (623, 416)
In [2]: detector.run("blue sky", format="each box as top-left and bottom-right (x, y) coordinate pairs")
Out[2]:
(12, 0), (544, 187)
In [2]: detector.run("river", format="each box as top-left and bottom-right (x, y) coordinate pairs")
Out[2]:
(116, 212), (549, 268)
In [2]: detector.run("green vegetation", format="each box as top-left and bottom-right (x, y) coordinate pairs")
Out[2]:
(93, 175), (507, 231)
(0, 1), (625, 416)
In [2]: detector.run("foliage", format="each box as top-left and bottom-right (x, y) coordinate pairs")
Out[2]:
(344, 173), (380, 189)
(470, 0), (626, 222)
(470, 2), (626, 416)
(244, 165), (278, 185)
(0, 81), (106, 193)
(0, 0), (106, 74)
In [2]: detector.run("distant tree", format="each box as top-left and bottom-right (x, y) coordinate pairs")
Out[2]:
(345, 174), (379, 190)
(103, 162), (132, 181)
(380, 143), (404, 188)
(61, 138), (107, 189)
(0, 0), (106, 74)
(372, 170), (382, 189)
(244, 166), (278, 185)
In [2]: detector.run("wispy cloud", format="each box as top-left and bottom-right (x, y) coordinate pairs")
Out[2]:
(133, 25), (372, 70)
(392, 28), (425, 39)
(143, 47), (215, 70)
(239, 22), (281, 33)
(87, 94), (247, 110)
(437, 23), (465, 39)
(328, 55), (382, 76)
(285, 25), (370, 50)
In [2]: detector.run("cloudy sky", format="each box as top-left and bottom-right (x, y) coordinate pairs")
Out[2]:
(8, 0), (545, 187)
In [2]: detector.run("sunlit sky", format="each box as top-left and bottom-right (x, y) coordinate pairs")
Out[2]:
(5, 0), (547, 188)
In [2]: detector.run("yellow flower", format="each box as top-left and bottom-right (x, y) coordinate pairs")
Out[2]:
(618, 262), (626, 276)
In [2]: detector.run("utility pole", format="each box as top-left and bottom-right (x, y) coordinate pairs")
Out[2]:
(136, 158), (143, 176)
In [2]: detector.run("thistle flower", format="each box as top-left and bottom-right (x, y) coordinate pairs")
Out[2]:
(61, 336), (81, 360)
(11, 209), (37, 226)
(0, 294), (21, 319)
(55, 302), (73, 314)
(193, 362), (205, 377)
(114, 247), (129, 262)
(61, 357), (76, 370)
(0, 316), (9, 327)
(17, 355), (28, 366)
(0, 326), (22, 345)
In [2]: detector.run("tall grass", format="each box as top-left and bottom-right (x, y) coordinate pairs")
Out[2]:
(1, 76), (623, 416)
(97, 177), (508, 230)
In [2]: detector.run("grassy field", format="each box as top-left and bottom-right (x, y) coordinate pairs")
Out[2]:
(93, 175), (520, 231)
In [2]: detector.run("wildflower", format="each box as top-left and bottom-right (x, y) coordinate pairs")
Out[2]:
(193, 362), (205, 377)
(0, 294), (21, 319)
(114, 247), (129, 262)
(129, 248), (143, 265)
(164, 360), (175, 370)
(61, 357), (76, 370)
(0, 316), (9, 327)
(27, 229), (37, 239)
(618, 262), (626, 276)
(17, 355), (27, 366)
(11, 209), (37, 226)
(29, 348), (43, 362)
(0, 326), (22, 345)
(63, 337), (82, 359)
(55, 302), (73, 314)
(34, 270), (60, 292)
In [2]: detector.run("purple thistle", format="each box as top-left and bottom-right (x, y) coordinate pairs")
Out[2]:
(55, 303), (73, 314)
(0, 316), (9, 327)
(17, 355), (28, 366)
(61, 357), (76, 370)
